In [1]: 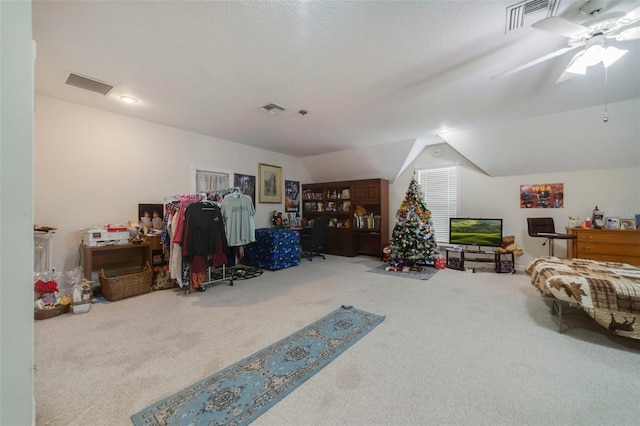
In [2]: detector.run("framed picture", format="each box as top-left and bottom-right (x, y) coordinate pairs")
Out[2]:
(606, 217), (620, 229)
(520, 183), (564, 208)
(285, 180), (300, 212)
(620, 218), (637, 230)
(234, 173), (256, 207)
(259, 163), (282, 203)
(138, 204), (163, 230)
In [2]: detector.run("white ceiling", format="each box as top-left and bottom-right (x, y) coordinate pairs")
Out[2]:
(32, 0), (640, 178)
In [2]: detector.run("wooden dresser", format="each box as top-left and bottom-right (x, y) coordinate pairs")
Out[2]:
(568, 228), (640, 266)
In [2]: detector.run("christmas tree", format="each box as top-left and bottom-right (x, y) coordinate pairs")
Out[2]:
(389, 176), (439, 264)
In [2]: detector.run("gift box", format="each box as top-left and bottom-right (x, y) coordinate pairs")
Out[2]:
(243, 228), (301, 270)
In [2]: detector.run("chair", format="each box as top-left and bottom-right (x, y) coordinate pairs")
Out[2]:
(526, 217), (576, 257)
(301, 216), (328, 261)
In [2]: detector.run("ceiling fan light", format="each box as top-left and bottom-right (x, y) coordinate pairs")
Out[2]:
(565, 53), (588, 75)
(581, 44), (606, 67)
(601, 46), (628, 68)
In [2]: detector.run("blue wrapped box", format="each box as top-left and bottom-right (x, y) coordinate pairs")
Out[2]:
(243, 228), (301, 270)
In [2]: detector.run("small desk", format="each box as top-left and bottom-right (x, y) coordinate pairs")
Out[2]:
(81, 243), (152, 280)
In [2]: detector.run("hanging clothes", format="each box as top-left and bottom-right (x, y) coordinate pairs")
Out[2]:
(221, 189), (256, 247)
(181, 200), (228, 264)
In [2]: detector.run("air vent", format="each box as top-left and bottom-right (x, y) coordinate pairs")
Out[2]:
(505, 0), (561, 33)
(259, 103), (286, 114)
(65, 73), (114, 95)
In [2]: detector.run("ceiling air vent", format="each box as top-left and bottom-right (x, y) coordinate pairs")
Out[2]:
(505, 0), (561, 33)
(65, 73), (114, 95)
(259, 103), (286, 114)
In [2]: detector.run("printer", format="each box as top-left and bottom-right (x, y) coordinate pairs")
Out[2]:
(81, 227), (130, 247)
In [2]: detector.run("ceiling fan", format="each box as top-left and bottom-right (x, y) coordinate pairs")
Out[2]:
(494, 1), (640, 82)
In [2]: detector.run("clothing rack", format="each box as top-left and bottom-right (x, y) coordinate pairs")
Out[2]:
(165, 189), (245, 294)
(190, 187), (248, 292)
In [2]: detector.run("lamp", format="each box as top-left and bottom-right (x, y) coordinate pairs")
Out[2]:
(565, 34), (628, 75)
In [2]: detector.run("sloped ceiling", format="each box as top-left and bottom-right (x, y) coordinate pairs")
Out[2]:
(302, 138), (431, 183)
(443, 98), (640, 176)
(32, 1), (640, 179)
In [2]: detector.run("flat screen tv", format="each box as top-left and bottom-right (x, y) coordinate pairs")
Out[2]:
(449, 218), (503, 248)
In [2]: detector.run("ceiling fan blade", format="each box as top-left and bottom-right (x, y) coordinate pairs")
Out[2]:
(617, 5), (640, 27)
(615, 25), (640, 41)
(492, 45), (581, 79)
(600, 6), (640, 37)
(532, 16), (589, 38)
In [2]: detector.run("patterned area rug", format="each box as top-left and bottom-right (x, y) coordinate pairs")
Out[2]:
(367, 263), (438, 280)
(131, 305), (385, 426)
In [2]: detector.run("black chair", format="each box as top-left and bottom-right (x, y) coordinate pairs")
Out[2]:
(526, 217), (576, 257)
(301, 216), (328, 261)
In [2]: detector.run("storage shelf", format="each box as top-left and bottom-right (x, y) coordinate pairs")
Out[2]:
(302, 178), (388, 257)
(445, 248), (514, 273)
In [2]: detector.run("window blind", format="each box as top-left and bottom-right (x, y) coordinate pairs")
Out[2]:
(416, 166), (459, 243)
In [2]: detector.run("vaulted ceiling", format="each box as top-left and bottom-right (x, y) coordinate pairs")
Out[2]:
(32, 0), (640, 180)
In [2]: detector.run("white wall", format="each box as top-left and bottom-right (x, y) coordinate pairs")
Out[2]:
(35, 94), (640, 274)
(34, 96), (312, 271)
(1, 1), (35, 424)
(390, 143), (640, 268)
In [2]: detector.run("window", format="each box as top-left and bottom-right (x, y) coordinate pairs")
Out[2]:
(195, 169), (229, 193)
(416, 166), (459, 244)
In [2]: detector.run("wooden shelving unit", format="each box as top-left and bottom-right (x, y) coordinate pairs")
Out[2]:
(302, 178), (389, 257)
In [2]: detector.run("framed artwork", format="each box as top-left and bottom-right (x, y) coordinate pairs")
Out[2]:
(234, 173), (256, 207)
(138, 204), (163, 230)
(259, 163), (282, 203)
(606, 217), (620, 229)
(520, 183), (564, 208)
(620, 218), (636, 230)
(285, 180), (300, 212)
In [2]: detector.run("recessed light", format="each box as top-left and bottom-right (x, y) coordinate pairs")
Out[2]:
(438, 127), (452, 134)
(120, 96), (138, 104)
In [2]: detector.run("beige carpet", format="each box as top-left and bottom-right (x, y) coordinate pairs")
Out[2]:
(34, 255), (640, 425)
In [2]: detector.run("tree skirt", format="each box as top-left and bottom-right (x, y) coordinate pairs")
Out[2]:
(367, 263), (438, 280)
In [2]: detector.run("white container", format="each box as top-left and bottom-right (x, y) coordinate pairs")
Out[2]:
(71, 302), (91, 314)
(71, 285), (93, 314)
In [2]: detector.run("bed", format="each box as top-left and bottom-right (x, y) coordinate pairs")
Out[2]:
(525, 256), (640, 339)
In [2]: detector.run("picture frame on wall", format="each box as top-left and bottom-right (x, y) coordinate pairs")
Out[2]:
(259, 163), (282, 203)
(233, 173), (256, 208)
(138, 204), (163, 230)
(519, 183), (564, 208)
(285, 180), (300, 212)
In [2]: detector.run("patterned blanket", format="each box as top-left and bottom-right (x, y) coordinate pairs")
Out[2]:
(525, 256), (640, 339)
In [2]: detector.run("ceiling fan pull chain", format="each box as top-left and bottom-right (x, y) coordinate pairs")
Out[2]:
(603, 65), (609, 123)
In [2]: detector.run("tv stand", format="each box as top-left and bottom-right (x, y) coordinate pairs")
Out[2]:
(445, 248), (514, 273)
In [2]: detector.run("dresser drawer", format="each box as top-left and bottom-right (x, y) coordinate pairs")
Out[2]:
(577, 231), (640, 245)
(570, 228), (640, 266)
(576, 241), (634, 256)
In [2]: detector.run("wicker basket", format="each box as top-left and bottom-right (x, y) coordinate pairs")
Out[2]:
(99, 263), (152, 301)
(34, 303), (70, 320)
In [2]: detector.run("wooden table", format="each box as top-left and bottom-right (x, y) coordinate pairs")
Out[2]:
(81, 242), (152, 280)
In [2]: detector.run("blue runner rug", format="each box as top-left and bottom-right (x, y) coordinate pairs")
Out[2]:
(131, 305), (384, 426)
